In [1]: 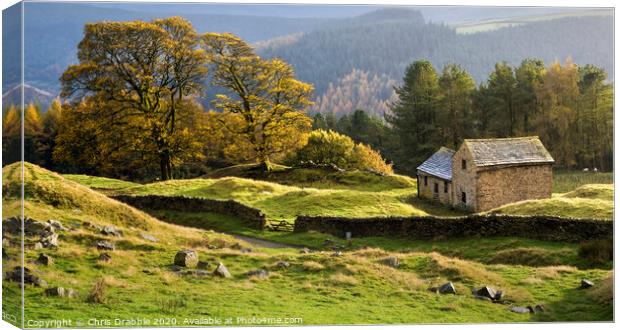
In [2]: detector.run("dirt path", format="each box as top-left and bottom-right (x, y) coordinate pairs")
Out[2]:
(230, 234), (299, 249)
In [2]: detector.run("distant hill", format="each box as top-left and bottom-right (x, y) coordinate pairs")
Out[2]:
(2, 3), (612, 116)
(259, 13), (612, 116)
(2, 84), (56, 110)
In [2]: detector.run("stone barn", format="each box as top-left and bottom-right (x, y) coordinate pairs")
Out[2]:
(417, 136), (555, 212)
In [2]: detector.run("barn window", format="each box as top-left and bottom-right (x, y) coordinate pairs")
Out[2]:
(461, 192), (467, 204)
(434, 182), (439, 193)
(424, 176), (428, 186)
(444, 181), (449, 193)
(461, 159), (467, 170)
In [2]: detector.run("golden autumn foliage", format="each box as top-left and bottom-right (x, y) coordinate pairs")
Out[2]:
(59, 17), (207, 180)
(201, 32), (313, 168)
(294, 129), (393, 174)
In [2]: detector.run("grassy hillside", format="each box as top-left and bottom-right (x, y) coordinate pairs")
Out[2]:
(2, 163), (613, 324)
(204, 163), (418, 191)
(114, 176), (437, 221)
(490, 184), (613, 220)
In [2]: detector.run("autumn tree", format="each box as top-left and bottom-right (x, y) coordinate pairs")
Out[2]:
(201, 32), (313, 170)
(532, 59), (580, 167)
(59, 17), (207, 180)
(575, 64), (613, 170)
(2, 105), (21, 166)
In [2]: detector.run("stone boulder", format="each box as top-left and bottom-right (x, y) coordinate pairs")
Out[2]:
(474, 286), (497, 300)
(174, 250), (198, 268)
(139, 233), (158, 242)
(580, 279), (594, 289)
(98, 253), (112, 262)
(213, 262), (232, 278)
(37, 253), (54, 266)
(101, 225), (123, 237)
(5, 267), (47, 287)
(509, 306), (530, 314)
(47, 220), (68, 232)
(438, 282), (457, 295)
(96, 241), (115, 251)
(25, 218), (54, 236)
(245, 269), (269, 279)
(40, 233), (59, 248)
(276, 261), (290, 268)
(2, 217), (21, 235)
(44, 287), (78, 298)
(383, 256), (400, 268)
(299, 247), (311, 254)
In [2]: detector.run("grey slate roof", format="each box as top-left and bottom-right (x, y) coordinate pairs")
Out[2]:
(416, 147), (455, 181)
(464, 136), (554, 167)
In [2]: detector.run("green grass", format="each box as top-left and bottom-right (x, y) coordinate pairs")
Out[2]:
(2, 163), (613, 325)
(63, 174), (142, 190)
(490, 184), (613, 220)
(205, 163), (418, 192)
(115, 175), (461, 222)
(553, 171), (613, 193)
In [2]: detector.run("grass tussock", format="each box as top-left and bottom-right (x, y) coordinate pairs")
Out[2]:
(535, 266), (578, 279)
(302, 261), (326, 272)
(87, 279), (107, 304)
(426, 252), (504, 285)
(328, 273), (358, 286)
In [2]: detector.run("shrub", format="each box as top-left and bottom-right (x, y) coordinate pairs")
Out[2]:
(578, 237), (613, 265)
(294, 129), (355, 169)
(293, 129), (392, 174)
(351, 143), (393, 174)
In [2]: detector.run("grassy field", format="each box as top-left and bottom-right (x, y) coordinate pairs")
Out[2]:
(66, 167), (613, 221)
(2, 163), (613, 325)
(553, 171), (613, 193)
(490, 184), (613, 220)
(105, 173), (464, 221)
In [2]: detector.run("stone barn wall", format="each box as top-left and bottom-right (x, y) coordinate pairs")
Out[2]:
(451, 145), (477, 210)
(476, 164), (553, 212)
(294, 214), (612, 243)
(417, 172), (452, 204)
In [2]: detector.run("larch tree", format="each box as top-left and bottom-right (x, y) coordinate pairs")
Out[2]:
(201, 32), (313, 170)
(59, 17), (208, 180)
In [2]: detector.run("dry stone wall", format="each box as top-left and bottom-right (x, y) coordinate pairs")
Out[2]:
(294, 214), (612, 243)
(114, 195), (266, 229)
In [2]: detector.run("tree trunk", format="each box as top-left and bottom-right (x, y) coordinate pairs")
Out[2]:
(159, 153), (172, 181)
